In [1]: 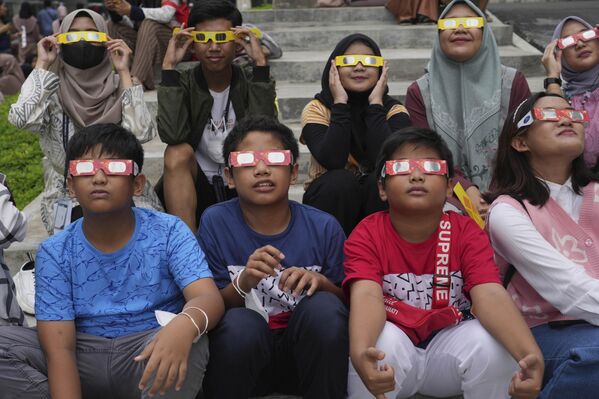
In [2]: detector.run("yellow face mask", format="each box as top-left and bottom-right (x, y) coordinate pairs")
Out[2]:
(334, 54), (384, 67)
(57, 31), (108, 44)
(172, 27), (263, 43)
(437, 17), (485, 30)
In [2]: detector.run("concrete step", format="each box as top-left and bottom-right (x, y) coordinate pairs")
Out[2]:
(260, 22), (514, 50)
(144, 75), (545, 123)
(276, 76), (545, 120)
(269, 45), (544, 83)
(245, 5), (395, 23)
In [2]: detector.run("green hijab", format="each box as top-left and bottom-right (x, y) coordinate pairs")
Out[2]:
(418, 0), (503, 190)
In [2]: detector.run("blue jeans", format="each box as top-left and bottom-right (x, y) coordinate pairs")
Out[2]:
(532, 322), (599, 399)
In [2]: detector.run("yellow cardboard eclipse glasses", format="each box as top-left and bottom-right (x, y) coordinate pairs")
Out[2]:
(335, 54), (384, 67)
(437, 17), (485, 30)
(57, 31), (108, 44)
(172, 27), (263, 43)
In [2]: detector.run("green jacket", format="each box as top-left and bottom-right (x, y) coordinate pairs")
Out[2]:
(157, 64), (277, 150)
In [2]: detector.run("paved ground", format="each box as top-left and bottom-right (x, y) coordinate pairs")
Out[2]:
(490, 0), (599, 50)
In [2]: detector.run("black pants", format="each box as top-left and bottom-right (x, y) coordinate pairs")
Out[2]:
(303, 169), (387, 235)
(202, 291), (349, 399)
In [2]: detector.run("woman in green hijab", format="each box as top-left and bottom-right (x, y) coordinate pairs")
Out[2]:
(406, 0), (530, 202)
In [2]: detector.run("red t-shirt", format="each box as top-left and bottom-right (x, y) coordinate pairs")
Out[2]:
(343, 211), (501, 312)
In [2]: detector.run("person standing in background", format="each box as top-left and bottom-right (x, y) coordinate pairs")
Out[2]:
(12, 2), (41, 64)
(37, 0), (58, 37)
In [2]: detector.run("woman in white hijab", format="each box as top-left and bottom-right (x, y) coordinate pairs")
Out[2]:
(9, 9), (162, 235)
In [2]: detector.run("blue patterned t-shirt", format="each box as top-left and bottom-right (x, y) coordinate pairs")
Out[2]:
(35, 208), (212, 338)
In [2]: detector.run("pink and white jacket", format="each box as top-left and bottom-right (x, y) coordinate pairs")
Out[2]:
(488, 181), (599, 327)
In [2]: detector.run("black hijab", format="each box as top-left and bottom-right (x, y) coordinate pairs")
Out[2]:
(315, 33), (399, 166)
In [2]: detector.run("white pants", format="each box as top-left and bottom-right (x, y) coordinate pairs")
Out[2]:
(348, 320), (518, 399)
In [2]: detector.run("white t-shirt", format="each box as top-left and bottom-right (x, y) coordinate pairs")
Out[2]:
(195, 87), (236, 182)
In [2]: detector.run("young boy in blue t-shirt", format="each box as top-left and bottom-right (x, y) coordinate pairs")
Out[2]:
(0, 124), (224, 399)
(197, 116), (348, 399)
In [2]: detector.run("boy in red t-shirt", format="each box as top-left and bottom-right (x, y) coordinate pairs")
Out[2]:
(344, 127), (544, 399)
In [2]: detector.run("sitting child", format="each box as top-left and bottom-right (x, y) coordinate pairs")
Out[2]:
(344, 127), (543, 399)
(197, 116), (348, 399)
(486, 92), (599, 397)
(0, 123), (224, 398)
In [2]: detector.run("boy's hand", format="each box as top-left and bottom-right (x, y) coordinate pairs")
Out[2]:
(37, 35), (59, 70)
(509, 354), (543, 399)
(106, 37), (132, 73)
(278, 267), (325, 297)
(329, 60), (348, 104)
(135, 316), (198, 396)
(368, 61), (389, 106)
(163, 27), (193, 70)
(354, 347), (395, 398)
(238, 245), (284, 292)
(232, 26), (266, 66)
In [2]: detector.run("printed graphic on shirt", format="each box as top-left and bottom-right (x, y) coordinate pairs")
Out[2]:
(382, 272), (471, 311)
(228, 265), (323, 316)
(509, 292), (549, 321)
(196, 87), (237, 181)
(551, 229), (589, 264)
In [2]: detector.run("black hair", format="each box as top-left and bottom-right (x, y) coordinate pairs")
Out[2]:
(19, 2), (34, 19)
(223, 116), (299, 168)
(188, 0), (242, 29)
(485, 91), (597, 206)
(66, 123), (144, 171)
(44, 0), (52, 8)
(376, 127), (455, 187)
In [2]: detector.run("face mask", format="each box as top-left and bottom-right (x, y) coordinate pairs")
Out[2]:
(60, 41), (106, 70)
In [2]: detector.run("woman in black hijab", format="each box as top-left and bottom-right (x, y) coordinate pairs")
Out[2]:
(301, 33), (411, 235)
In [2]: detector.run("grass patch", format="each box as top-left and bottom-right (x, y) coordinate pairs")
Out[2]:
(251, 3), (273, 10)
(0, 95), (44, 209)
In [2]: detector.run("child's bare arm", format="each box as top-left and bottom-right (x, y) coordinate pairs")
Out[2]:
(37, 320), (82, 399)
(136, 278), (224, 396)
(349, 280), (395, 398)
(471, 283), (544, 399)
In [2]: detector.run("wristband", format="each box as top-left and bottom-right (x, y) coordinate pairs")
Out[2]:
(183, 306), (209, 335)
(178, 312), (201, 343)
(232, 269), (250, 299)
(544, 77), (562, 90)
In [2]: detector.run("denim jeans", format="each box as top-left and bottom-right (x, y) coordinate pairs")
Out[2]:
(532, 322), (599, 399)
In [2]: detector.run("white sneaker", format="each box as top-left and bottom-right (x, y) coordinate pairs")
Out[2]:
(13, 259), (35, 315)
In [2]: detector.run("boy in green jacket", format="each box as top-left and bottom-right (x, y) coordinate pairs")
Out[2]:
(157, 0), (276, 232)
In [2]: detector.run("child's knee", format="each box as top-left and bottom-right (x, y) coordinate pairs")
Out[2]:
(294, 292), (348, 342)
(210, 308), (270, 354)
(460, 323), (517, 378)
(164, 143), (195, 172)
